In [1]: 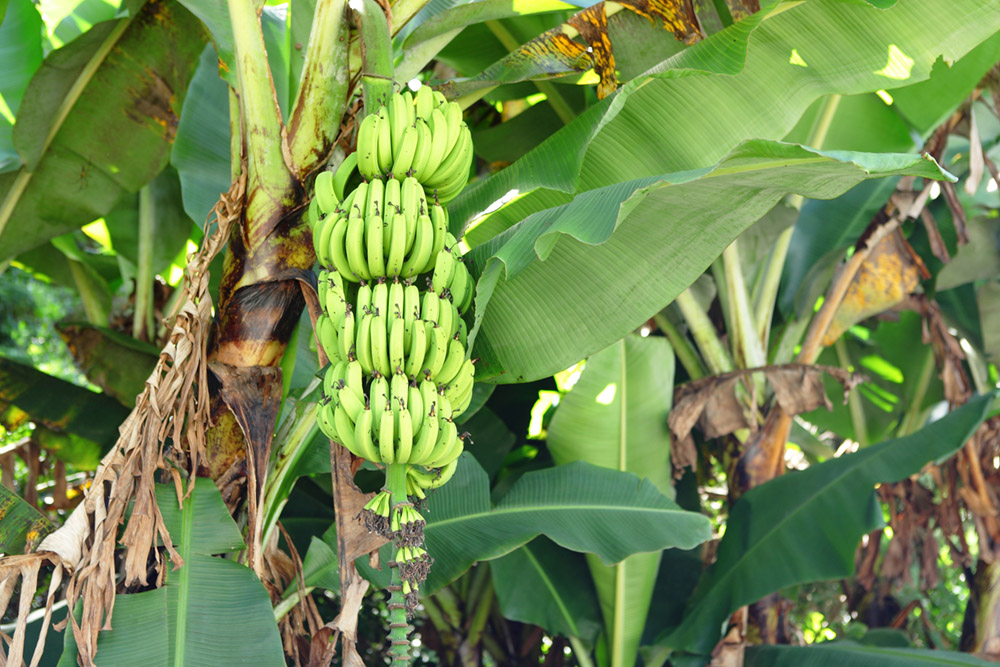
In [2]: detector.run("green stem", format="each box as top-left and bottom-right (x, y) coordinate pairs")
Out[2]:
(674, 289), (733, 375)
(753, 226), (792, 346)
(465, 576), (494, 654)
(396, 29), (462, 82)
(710, 0), (734, 27)
(133, 185), (155, 342)
(357, 0), (394, 115)
(229, 86), (242, 178)
(434, 586), (463, 628)
(897, 346), (934, 436)
(484, 20), (576, 124)
(287, 0), (350, 178)
(722, 241), (766, 381)
(653, 313), (705, 380)
(68, 260), (108, 326)
(386, 462), (411, 664)
(964, 341), (991, 395)
(260, 400), (320, 549)
(834, 338), (868, 447)
(228, 0), (291, 227)
(388, 0), (432, 34)
(568, 636), (596, 667)
(771, 315), (809, 364)
(756, 94), (841, 345)
(273, 585), (315, 621)
(421, 595), (458, 662)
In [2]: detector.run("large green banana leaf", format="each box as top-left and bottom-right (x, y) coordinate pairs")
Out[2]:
(466, 142), (954, 383)
(490, 536), (604, 643)
(546, 334), (674, 667)
(0, 0), (42, 172)
(296, 454), (711, 594)
(0, 356), (130, 448)
(171, 44), (232, 225)
(59, 479), (284, 666)
(450, 0), (999, 232)
(0, 0), (207, 262)
(661, 392), (996, 657)
(0, 484), (56, 554)
(744, 642), (993, 666)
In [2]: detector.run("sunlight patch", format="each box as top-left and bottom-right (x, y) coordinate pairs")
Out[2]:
(875, 89), (893, 105)
(876, 44), (914, 80)
(789, 49), (808, 67)
(81, 219), (111, 250)
(595, 383), (616, 405)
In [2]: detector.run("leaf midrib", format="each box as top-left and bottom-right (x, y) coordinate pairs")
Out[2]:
(428, 503), (695, 530)
(174, 493), (195, 667)
(0, 17), (132, 238)
(522, 543), (579, 637)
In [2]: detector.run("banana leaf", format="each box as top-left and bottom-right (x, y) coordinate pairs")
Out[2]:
(59, 479), (284, 666)
(661, 392), (996, 657)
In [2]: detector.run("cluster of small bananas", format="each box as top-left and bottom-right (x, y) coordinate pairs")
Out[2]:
(355, 85), (472, 204)
(309, 87), (476, 612)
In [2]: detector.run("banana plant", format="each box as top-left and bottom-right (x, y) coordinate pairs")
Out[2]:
(0, 0), (999, 666)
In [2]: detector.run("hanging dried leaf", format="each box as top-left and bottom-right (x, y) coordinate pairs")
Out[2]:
(669, 363), (861, 456)
(821, 229), (928, 346)
(0, 172), (245, 666)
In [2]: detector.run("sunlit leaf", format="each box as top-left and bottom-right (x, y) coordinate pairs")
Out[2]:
(467, 142), (954, 384)
(0, 1), (207, 262)
(547, 334), (674, 666)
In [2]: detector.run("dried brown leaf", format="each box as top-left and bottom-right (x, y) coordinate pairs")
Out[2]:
(0, 173), (247, 666)
(822, 229), (927, 345)
(209, 362), (283, 576)
(669, 364), (860, 447)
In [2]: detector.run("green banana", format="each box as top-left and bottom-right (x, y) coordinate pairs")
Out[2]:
(431, 250), (455, 294)
(355, 312), (374, 375)
(370, 374), (389, 417)
(404, 320), (428, 379)
(378, 407), (395, 463)
(356, 112), (380, 179)
(435, 338), (466, 387)
(371, 314), (390, 377)
(314, 171), (338, 214)
(385, 212), (407, 277)
(420, 290), (440, 326)
(372, 281), (388, 318)
(392, 124), (419, 177)
(366, 214), (386, 277)
(408, 382), (424, 436)
(388, 280), (405, 320)
(395, 407), (413, 463)
(339, 306), (355, 362)
(354, 407), (381, 462)
(389, 316), (406, 374)
(346, 207), (372, 281)
(334, 403), (360, 456)
(331, 152), (358, 202)
(329, 214), (354, 280)
(377, 106), (393, 173)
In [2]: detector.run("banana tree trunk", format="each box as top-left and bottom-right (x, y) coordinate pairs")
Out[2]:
(962, 559), (1000, 657)
(198, 0), (349, 574)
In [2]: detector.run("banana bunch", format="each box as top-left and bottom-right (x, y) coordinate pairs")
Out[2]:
(308, 89), (479, 627)
(316, 360), (470, 469)
(312, 174), (457, 284)
(355, 86), (473, 204)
